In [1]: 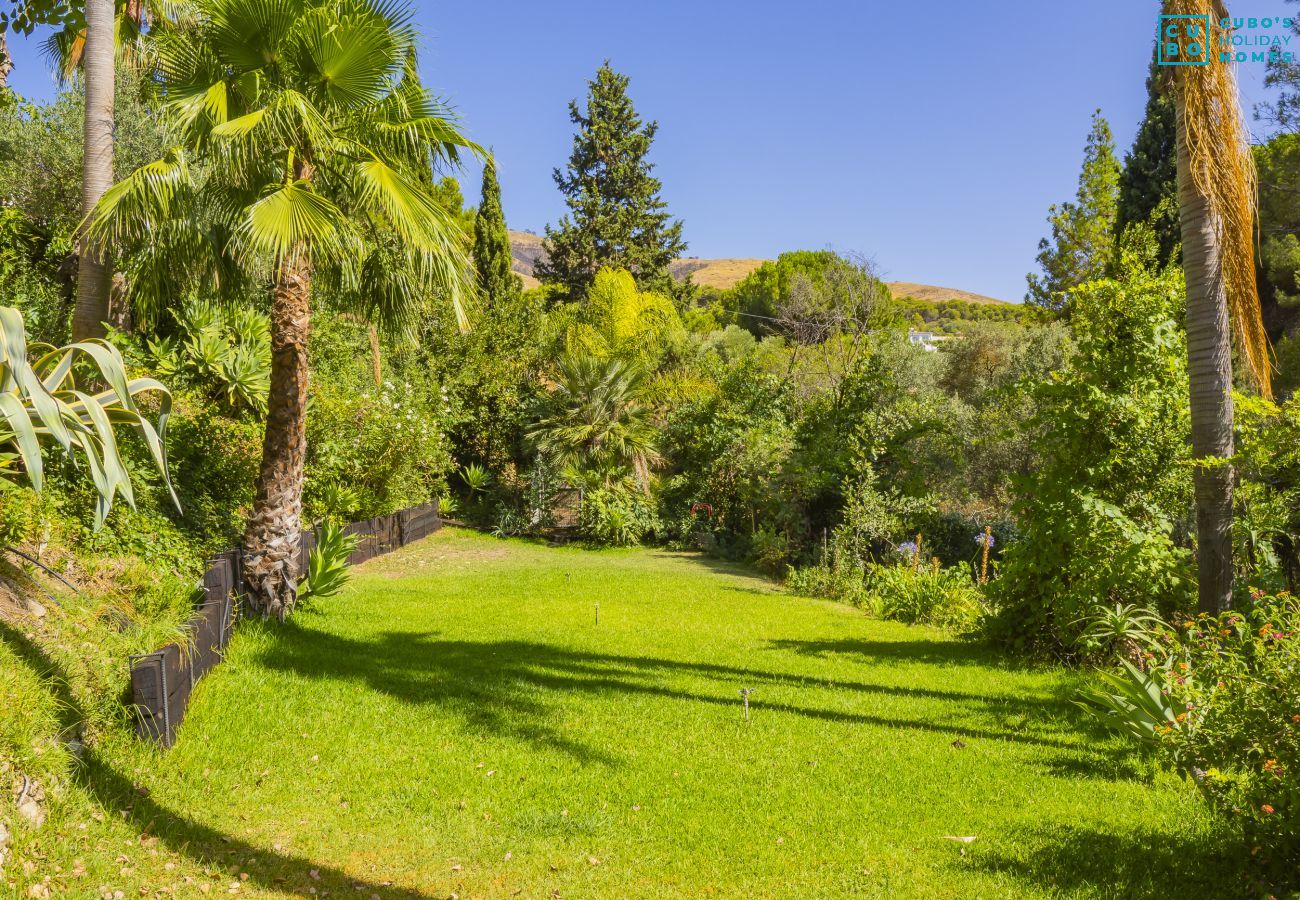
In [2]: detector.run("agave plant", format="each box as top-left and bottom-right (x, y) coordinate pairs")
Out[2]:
(0, 306), (175, 528)
(1075, 658), (1185, 749)
(1075, 602), (1168, 662)
(299, 519), (359, 602)
(146, 301), (270, 416)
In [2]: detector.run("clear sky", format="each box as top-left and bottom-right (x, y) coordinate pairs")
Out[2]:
(2, 1), (1290, 301)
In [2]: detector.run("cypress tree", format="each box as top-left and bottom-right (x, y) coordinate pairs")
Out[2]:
(1116, 57), (1180, 265)
(537, 61), (686, 297)
(473, 158), (520, 305)
(1026, 110), (1121, 311)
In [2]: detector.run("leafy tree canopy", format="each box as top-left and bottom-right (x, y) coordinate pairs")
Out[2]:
(537, 61), (685, 298)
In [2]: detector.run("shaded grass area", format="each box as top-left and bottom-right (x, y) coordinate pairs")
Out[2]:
(4, 529), (1250, 897)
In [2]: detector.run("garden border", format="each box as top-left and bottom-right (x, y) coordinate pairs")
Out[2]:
(128, 501), (442, 747)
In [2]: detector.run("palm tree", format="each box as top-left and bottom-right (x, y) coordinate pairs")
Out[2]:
(87, 0), (477, 619)
(70, 0), (116, 341)
(528, 354), (661, 488)
(1166, 0), (1273, 612)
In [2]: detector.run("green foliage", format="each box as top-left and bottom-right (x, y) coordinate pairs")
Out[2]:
(144, 301), (270, 416)
(1149, 594), (1300, 876)
(302, 312), (454, 522)
(473, 158), (521, 305)
(1075, 657), (1182, 748)
(722, 250), (890, 338)
(0, 306), (175, 529)
(891, 295), (1042, 335)
(866, 561), (986, 631)
(578, 483), (660, 546)
(161, 399), (263, 552)
(566, 267), (683, 365)
(305, 374), (452, 523)
(528, 354), (660, 488)
(1253, 133), (1300, 363)
(460, 462), (493, 494)
(1026, 110), (1121, 310)
(538, 61), (686, 297)
(1235, 394), (1300, 592)
(658, 356), (794, 545)
(1075, 602), (1167, 663)
(84, 0), (479, 333)
(788, 555), (986, 631)
(300, 519), (360, 602)
(992, 258), (1194, 656)
(1116, 57), (1179, 266)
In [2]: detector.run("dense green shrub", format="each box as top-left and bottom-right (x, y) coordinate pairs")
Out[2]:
(786, 563), (872, 608)
(578, 485), (660, 546)
(866, 561), (987, 630)
(990, 258), (1195, 656)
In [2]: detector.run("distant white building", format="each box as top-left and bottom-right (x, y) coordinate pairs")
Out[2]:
(908, 330), (940, 352)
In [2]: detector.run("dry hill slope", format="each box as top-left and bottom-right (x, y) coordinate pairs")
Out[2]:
(505, 230), (1009, 303)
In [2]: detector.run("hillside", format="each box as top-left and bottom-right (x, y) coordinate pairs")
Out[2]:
(506, 230), (1010, 303)
(887, 281), (1008, 306)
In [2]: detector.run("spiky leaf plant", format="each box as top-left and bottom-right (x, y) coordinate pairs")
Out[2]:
(0, 306), (175, 528)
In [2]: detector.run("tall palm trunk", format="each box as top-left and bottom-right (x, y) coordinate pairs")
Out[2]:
(243, 244), (313, 619)
(71, 0), (116, 342)
(0, 31), (13, 90)
(1174, 91), (1236, 613)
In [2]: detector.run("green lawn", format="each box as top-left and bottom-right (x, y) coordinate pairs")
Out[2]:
(16, 528), (1249, 897)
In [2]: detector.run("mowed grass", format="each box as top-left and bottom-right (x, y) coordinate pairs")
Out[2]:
(23, 528), (1249, 897)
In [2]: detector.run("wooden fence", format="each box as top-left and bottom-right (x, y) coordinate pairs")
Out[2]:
(128, 501), (442, 747)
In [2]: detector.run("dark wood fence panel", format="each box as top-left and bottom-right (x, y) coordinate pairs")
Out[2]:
(128, 501), (441, 747)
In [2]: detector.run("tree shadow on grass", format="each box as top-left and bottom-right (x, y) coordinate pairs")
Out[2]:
(0, 622), (434, 898)
(766, 636), (1001, 668)
(965, 821), (1254, 899)
(254, 624), (1097, 759)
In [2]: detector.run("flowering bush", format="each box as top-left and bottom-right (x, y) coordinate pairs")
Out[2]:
(1150, 592), (1300, 876)
(305, 378), (453, 521)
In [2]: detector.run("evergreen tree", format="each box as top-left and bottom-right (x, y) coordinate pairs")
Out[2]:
(537, 61), (686, 297)
(473, 158), (520, 304)
(1026, 110), (1121, 311)
(1116, 57), (1179, 265)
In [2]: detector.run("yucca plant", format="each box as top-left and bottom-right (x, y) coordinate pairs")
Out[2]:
(0, 306), (175, 528)
(85, 0), (479, 619)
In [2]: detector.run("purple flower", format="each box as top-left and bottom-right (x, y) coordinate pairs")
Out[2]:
(975, 532), (996, 548)
(897, 541), (918, 558)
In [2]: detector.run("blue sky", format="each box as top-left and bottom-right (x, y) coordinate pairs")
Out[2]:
(2, 1), (1290, 301)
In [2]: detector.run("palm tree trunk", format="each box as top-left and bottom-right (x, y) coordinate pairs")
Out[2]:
(71, 0), (115, 342)
(1174, 92), (1235, 613)
(242, 245), (312, 620)
(368, 323), (382, 386)
(0, 31), (13, 90)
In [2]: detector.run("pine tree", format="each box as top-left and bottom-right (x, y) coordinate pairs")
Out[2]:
(1116, 57), (1179, 265)
(537, 61), (686, 297)
(473, 158), (520, 305)
(1026, 110), (1121, 311)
